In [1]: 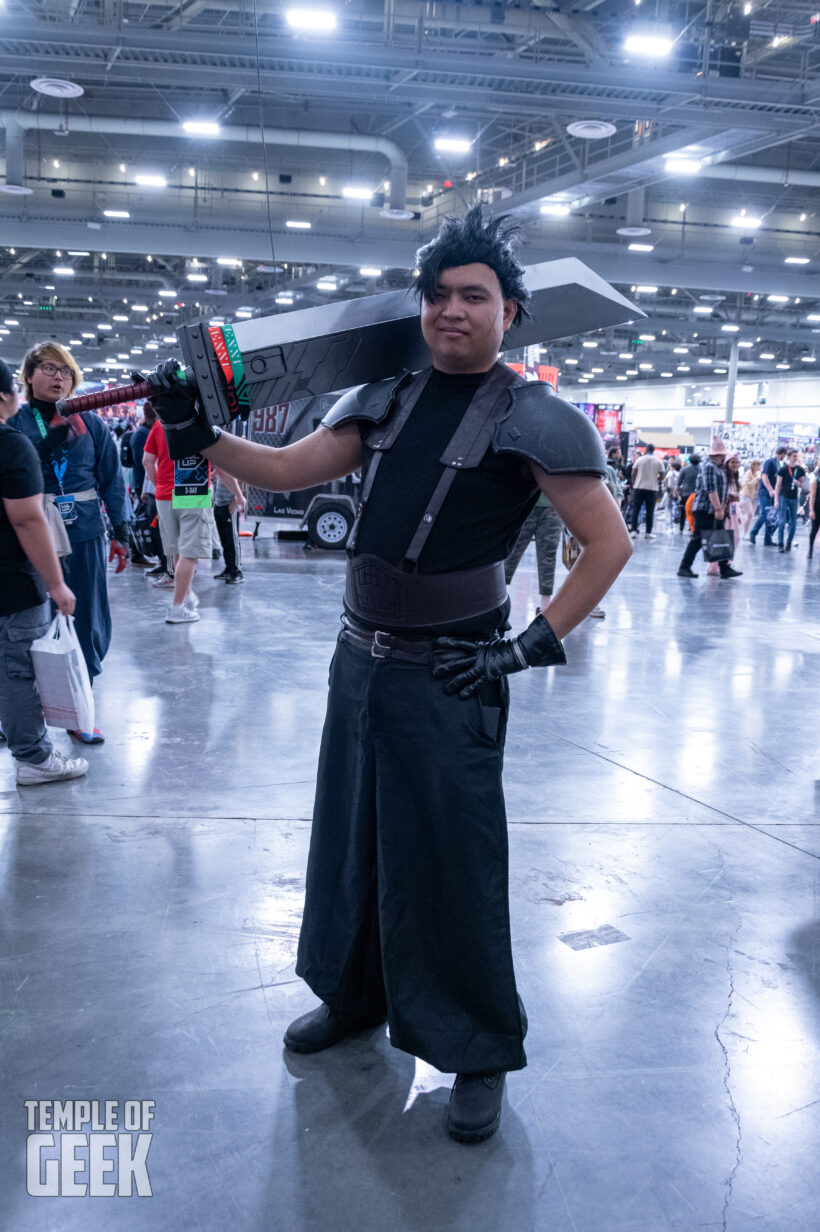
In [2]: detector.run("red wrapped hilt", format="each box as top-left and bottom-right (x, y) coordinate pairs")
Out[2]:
(55, 379), (156, 417)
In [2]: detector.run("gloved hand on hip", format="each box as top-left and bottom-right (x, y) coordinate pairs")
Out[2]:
(433, 611), (567, 700)
(134, 360), (221, 460)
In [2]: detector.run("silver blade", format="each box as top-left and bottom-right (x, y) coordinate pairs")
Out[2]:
(178, 257), (643, 425)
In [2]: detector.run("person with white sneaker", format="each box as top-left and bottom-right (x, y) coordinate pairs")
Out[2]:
(0, 358), (88, 786)
(142, 416), (215, 623)
(629, 443), (665, 539)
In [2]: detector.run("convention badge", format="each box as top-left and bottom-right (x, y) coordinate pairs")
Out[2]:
(173, 454), (211, 509)
(54, 494), (78, 524)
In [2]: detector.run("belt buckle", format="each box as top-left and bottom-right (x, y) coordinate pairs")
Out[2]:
(372, 630), (391, 659)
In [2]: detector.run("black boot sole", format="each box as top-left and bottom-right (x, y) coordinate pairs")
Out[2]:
(447, 1111), (502, 1144)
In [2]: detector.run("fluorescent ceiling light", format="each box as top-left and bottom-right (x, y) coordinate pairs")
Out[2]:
(112, 314), (128, 322)
(776, 362), (790, 369)
(275, 295), (294, 305)
(286, 220), (311, 229)
(697, 358), (712, 365)
(628, 242), (654, 252)
(806, 314), (820, 322)
(626, 369), (638, 375)
(3, 318), (18, 326)
(162, 335), (177, 343)
(693, 305), (713, 315)
(759, 352), (775, 359)
(217, 257), (242, 267)
(731, 215), (761, 228)
(235, 310), (253, 319)
(360, 267), (382, 277)
(582, 340), (598, 348)
(187, 273), (208, 282)
(67, 250), (90, 256)
(635, 285), (658, 294)
(677, 365), (691, 372)
(665, 158), (701, 174)
(624, 34), (674, 56)
(591, 367), (604, 373)
(53, 266), (74, 276)
(801, 355), (817, 362)
(673, 346), (689, 353)
(182, 120), (220, 137)
(785, 256), (810, 265)
(661, 372), (674, 377)
(131, 304), (148, 312)
(158, 289), (176, 298)
(616, 375), (628, 381)
(82, 331), (95, 338)
(135, 174), (167, 189)
(767, 294), (789, 303)
(316, 280), (337, 291)
(145, 342), (159, 350)
(638, 363), (653, 370)
(540, 203), (571, 216)
(618, 352), (633, 359)
(285, 8), (337, 30)
(117, 353), (129, 360)
(342, 186), (373, 201)
(434, 136), (473, 154)
(565, 358), (579, 365)
(721, 324), (740, 332)
(714, 368), (727, 374)
(97, 323), (112, 330)
(103, 209), (130, 218)
(638, 333), (656, 341)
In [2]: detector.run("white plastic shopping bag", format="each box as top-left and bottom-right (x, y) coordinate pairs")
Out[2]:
(30, 615), (95, 732)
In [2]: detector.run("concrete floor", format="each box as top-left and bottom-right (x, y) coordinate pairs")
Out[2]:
(0, 516), (818, 1232)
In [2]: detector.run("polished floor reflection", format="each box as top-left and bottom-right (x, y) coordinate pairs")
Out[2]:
(1, 523), (818, 1232)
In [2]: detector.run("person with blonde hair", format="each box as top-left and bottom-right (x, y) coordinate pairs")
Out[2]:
(10, 341), (132, 743)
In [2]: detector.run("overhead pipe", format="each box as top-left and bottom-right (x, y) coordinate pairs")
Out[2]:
(0, 110), (410, 213)
(698, 162), (820, 187)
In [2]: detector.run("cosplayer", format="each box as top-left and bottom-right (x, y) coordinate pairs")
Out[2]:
(11, 342), (132, 743)
(148, 206), (633, 1143)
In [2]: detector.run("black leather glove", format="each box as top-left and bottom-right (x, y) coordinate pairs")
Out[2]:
(112, 523), (133, 547)
(136, 360), (221, 460)
(433, 611), (567, 700)
(35, 417), (70, 460)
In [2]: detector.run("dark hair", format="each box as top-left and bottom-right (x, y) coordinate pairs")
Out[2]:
(412, 203), (531, 327)
(775, 445), (787, 455)
(689, 454), (701, 465)
(646, 443), (655, 454)
(141, 399), (158, 427)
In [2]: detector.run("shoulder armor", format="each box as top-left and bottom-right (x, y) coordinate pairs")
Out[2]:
(492, 384), (607, 477)
(321, 371), (413, 430)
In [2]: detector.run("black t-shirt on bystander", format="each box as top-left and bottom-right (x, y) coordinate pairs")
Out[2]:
(0, 422), (48, 616)
(778, 464), (805, 501)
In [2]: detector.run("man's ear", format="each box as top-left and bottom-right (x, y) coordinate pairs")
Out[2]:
(502, 298), (518, 330)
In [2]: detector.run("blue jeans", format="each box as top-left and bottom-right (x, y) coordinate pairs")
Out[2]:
(778, 497), (798, 547)
(0, 602), (53, 765)
(749, 490), (775, 543)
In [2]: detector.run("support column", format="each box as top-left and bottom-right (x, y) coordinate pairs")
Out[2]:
(724, 336), (739, 423)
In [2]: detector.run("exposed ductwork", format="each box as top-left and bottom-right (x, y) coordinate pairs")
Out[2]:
(699, 162), (820, 188)
(0, 110), (409, 213)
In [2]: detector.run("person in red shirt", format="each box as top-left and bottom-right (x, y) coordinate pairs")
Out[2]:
(142, 419), (215, 623)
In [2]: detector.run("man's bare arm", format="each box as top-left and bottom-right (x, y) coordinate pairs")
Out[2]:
(532, 469), (632, 640)
(202, 423), (362, 493)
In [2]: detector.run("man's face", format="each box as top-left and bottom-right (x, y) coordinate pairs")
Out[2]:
(29, 357), (74, 403)
(420, 263), (518, 373)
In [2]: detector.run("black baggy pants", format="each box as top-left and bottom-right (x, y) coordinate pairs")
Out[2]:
(214, 503), (240, 572)
(630, 488), (657, 535)
(295, 635), (527, 1075)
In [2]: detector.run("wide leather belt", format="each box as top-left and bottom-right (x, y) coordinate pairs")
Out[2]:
(339, 616), (464, 664)
(345, 554), (507, 629)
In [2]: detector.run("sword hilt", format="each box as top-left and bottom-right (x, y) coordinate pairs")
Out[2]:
(56, 379), (156, 416)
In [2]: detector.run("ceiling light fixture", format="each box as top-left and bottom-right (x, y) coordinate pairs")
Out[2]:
(624, 33), (674, 56)
(721, 324), (740, 332)
(103, 209), (130, 219)
(759, 352), (775, 359)
(673, 346), (689, 353)
(638, 333), (656, 341)
(182, 120), (220, 137)
(785, 256), (810, 265)
(135, 174), (167, 189)
(628, 242), (655, 252)
(187, 273), (208, 282)
(434, 136), (473, 154)
(217, 257), (242, 267)
(767, 294), (789, 304)
(635, 285), (658, 293)
(359, 267), (382, 276)
(693, 305), (713, 315)
(665, 158), (701, 174)
(53, 266), (74, 276)
(342, 185), (373, 201)
(286, 220), (311, 229)
(731, 215), (762, 228)
(540, 202), (571, 216)
(285, 8), (337, 30)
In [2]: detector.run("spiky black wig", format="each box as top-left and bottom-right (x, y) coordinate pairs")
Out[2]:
(412, 203), (531, 328)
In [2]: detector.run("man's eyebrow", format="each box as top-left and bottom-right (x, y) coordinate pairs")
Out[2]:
(435, 283), (492, 293)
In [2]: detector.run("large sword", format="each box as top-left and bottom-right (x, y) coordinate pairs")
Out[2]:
(57, 257), (643, 420)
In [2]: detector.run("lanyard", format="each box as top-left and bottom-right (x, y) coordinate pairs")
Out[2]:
(32, 407), (68, 490)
